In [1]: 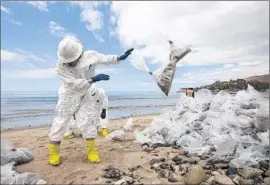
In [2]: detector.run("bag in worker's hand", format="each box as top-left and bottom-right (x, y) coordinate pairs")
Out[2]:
(130, 41), (192, 96)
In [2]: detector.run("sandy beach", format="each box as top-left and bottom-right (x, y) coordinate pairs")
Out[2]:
(2, 114), (182, 184)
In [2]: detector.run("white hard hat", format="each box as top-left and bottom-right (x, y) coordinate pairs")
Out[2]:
(57, 35), (84, 64)
(91, 84), (97, 95)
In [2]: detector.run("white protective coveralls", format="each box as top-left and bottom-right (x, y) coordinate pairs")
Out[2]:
(64, 84), (109, 137)
(48, 49), (118, 142)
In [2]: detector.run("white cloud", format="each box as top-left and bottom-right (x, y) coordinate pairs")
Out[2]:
(80, 8), (103, 31)
(18, 68), (56, 79)
(1, 50), (26, 62)
(69, 1), (109, 41)
(9, 18), (23, 26)
(238, 61), (263, 67)
(49, 21), (76, 38)
(2, 68), (57, 79)
(27, 1), (49, 12)
(111, 1), (269, 80)
(182, 72), (191, 77)
(1, 5), (12, 14)
(1, 49), (54, 63)
(222, 64), (235, 69)
(93, 32), (105, 42)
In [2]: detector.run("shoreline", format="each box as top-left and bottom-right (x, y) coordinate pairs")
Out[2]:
(1, 113), (160, 133)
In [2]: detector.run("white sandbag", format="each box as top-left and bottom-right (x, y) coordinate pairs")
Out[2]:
(130, 40), (191, 96)
(1, 140), (33, 166)
(135, 86), (269, 168)
(1, 162), (46, 184)
(106, 129), (125, 141)
(123, 118), (133, 131)
(154, 41), (191, 96)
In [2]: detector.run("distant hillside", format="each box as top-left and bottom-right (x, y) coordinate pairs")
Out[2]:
(177, 74), (269, 93)
(245, 74), (269, 83)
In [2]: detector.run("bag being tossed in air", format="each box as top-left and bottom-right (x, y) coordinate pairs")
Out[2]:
(130, 41), (191, 96)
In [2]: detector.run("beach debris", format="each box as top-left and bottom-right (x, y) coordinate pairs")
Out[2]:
(1, 139), (46, 184)
(103, 166), (122, 180)
(136, 85), (269, 168)
(183, 165), (207, 185)
(123, 118), (133, 131)
(1, 162), (46, 184)
(130, 40), (192, 96)
(1, 140), (33, 166)
(106, 129), (125, 142)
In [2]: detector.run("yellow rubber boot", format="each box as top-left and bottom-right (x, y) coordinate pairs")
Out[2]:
(86, 140), (100, 163)
(48, 143), (60, 166)
(101, 129), (108, 137)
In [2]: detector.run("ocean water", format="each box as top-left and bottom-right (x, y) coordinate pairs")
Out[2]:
(1, 91), (181, 129)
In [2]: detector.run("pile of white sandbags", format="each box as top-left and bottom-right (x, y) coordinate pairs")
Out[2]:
(136, 85), (269, 168)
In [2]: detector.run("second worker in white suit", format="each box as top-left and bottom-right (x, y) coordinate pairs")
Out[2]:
(48, 35), (133, 166)
(64, 84), (110, 139)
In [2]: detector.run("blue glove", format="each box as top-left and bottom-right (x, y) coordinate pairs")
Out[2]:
(91, 74), (110, 82)
(119, 48), (134, 61)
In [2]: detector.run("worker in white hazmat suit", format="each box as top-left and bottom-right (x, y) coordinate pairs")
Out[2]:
(48, 35), (133, 166)
(90, 84), (110, 136)
(63, 84), (109, 139)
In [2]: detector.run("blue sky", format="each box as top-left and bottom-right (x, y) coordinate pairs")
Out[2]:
(1, 1), (269, 93)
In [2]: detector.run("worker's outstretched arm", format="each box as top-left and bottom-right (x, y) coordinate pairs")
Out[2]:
(95, 48), (134, 65)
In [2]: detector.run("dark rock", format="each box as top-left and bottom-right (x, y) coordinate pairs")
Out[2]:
(167, 172), (179, 182)
(160, 163), (169, 169)
(157, 169), (167, 178)
(103, 166), (122, 180)
(226, 167), (237, 176)
(150, 158), (165, 166)
(183, 157), (201, 164)
(252, 176), (264, 184)
(204, 164), (213, 170)
(250, 163), (261, 169)
(204, 170), (212, 174)
(264, 169), (269, 177)
(151, 143), (165, 149)
(200, 154), (211, 160)
(259, 160), (269, 170)
(128, 165), (142, 172)
(169, 165), (176, 172)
